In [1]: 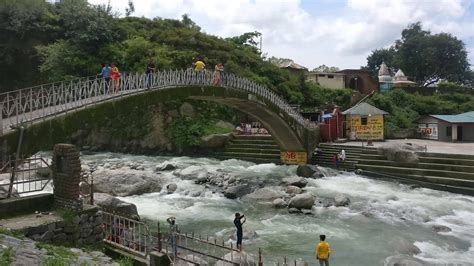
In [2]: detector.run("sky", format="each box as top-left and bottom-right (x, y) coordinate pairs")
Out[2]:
(88, 0), (474, 70)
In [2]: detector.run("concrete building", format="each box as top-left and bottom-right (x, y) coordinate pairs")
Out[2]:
(305, 72), (345, 89)
(306, 69), (378, 95)
(417, 112), (474, 142)
(342, 102), (388, 140)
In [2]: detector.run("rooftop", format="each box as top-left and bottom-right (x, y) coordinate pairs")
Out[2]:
(342, 102), (388, 115)
(429, 111), (474, 123)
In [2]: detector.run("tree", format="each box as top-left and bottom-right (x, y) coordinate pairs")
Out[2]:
(366, 22), (470, 86)
(226, 31), (261, 48)
(365, 48), (396, 77)
(125, 0), (134, 17)
(312, 65), (340, 73)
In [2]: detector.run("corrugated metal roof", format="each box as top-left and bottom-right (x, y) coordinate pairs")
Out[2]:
(342, 102), (388, 115)
(430, 111), (474, 123)
(279, 62), (307, 70)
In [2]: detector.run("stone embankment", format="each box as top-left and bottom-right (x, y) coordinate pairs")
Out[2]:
(313, 143), (474, 196)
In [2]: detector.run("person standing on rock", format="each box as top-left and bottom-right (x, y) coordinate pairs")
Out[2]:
(167, 216), (179, 257)
(315, 234), (331, 266)
(234, 212), (246, 251)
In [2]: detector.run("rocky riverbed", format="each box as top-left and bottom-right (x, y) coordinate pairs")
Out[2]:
(31, 151), (474, 265)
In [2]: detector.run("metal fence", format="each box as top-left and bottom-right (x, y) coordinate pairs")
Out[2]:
(0, 70), (316, 134)
(102, 212), (308, 265)
(0, 154), (51, 197)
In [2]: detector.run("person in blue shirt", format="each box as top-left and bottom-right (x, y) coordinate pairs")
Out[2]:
(99, 64), (111, 90)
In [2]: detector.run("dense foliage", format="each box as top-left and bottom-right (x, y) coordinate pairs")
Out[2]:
(366, 22), (471, 86)
(368, 88), (474, 130)
(0, 0), (345, 110)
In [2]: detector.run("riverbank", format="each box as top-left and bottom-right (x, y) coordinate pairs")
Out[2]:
(74, 152), (474, 265)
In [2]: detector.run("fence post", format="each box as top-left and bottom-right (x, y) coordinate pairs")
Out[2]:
(258, 248), (263, 266)
(90, 169), (94, 205)
(157, 221), (162, 252)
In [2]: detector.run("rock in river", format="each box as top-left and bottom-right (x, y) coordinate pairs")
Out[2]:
(224, 184), (252, 199)
(289, 193), (315, 209)
(94, 193), (139, 218)
(244, 187), (286, 201)
(93, 169), (162, 196)
(282, 176), (308, 188)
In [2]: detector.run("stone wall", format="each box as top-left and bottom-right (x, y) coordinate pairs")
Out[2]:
(23, 206), (103, 246)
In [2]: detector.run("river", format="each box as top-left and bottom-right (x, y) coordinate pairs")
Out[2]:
(53, 152), (474, 265)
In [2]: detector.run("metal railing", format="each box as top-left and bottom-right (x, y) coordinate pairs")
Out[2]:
(0, 70), (316, 134)
(102, 212), (308, 265)
(0, 155), (51, 197)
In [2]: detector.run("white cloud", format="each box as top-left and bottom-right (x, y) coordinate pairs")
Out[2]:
(88, 0), (474, 69)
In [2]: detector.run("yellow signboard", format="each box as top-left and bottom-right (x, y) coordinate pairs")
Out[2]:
(347, 115), (384, 140)
(280, 151), (307, 165)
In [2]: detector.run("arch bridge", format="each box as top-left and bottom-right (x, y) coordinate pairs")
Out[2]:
(0, 70), (319, 163)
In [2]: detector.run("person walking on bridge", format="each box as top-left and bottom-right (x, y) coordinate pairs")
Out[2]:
(315, 234), (331, 266)
(212, 63), (224, 86)
(146, 61), (156, 89)
(193, 58), (205, 83)
(234, 212), (246, 251)
(98, 64), (111, 90)
(110, 64), (121, 93)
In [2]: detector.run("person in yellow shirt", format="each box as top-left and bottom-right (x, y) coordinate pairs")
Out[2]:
(315, 234), (331, 266)
(194, 59), (205, 72)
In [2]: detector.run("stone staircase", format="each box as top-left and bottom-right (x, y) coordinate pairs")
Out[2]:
(357, 150), (474, 196)
(312, 143), (474, 195)
(311, 143), (368, 171)
(217, 135), (281, 164)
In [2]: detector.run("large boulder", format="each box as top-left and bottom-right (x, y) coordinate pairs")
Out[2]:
(289, 193), (315, 209)
(286, 185), (302, 195)
(200, 133), (232, 148)
(166, 183), (178, 194)
(174, 166), (208, 180)
(383, 255), (425, 266)
(431, 224), (451, 233)
(244, 187), (286, 201)
(282, 176), (308, 188)
(272, 198), (287, 208)
(155, 163), (176, 172)
(94, 193), (139, 218)
(224, 184), (252, 199)
(394, 239), (421, 255)
(216, 251), (256, 266)
(334, 194), (350, 207)
(377, 143), (426, 164)
(93, 169), (162, 196)
(296, 165), (322, 178)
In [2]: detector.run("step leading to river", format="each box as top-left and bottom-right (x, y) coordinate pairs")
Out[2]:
(216, 135), (281, 164)
(312, 143), (474, 196)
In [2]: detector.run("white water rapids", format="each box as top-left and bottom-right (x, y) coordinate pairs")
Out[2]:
(40, 152), (474, 265)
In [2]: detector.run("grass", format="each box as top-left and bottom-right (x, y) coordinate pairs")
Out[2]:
(202, 125), (233, 135)
(58, 209), (77, 224)
(37, 243), (77, 266)
(0, 227), (24, 239)
(0, 247), (15, 266)
(115, 255), (134, 266)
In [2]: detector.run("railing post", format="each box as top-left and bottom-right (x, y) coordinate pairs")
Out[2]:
(157, 221), (162, 252)
(258, 248), (263, 266)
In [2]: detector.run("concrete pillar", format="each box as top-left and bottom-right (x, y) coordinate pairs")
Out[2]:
(452, 124), (458, 142)
(149, 251), (171, 266)
(52, 144), (83, 211)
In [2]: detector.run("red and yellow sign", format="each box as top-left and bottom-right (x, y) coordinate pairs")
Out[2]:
(346, 115), (384, 140)
(280, 151), (307, 165)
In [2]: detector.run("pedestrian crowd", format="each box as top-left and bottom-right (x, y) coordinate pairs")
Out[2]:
(97, 57), (225, 93)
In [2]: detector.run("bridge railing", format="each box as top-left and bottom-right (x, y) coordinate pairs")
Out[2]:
(0, 70), (316, 133)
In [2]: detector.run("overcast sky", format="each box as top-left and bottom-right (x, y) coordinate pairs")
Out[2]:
(88, 0), (474, 70)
